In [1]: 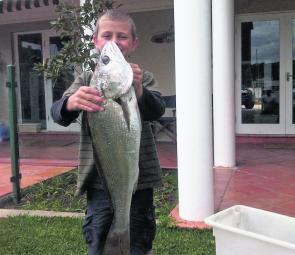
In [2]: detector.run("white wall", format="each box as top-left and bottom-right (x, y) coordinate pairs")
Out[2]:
(118, 0), (173, 12)
(130, 9), (175, 96)
(236, 0), (295, 13)
(0, 9), (175, 124)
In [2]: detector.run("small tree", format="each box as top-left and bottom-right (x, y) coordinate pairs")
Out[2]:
(34, 0), (119, 84)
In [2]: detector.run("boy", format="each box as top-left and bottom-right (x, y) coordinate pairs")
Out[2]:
(51, 9), (165, 255)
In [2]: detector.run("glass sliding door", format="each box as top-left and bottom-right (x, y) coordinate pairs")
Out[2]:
(236, 13), (291, 134)
(237, 13), (295, 134)
(17, 33), (46, 128)
(241, 20), (280, 125)
(44, 32), (80, 131)
(15, 31), (79, 132)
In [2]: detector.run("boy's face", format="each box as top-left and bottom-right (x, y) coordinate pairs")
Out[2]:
(93, 16), (138, 57)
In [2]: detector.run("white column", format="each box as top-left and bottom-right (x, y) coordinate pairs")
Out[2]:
(174, 0), (214, 221)
(212, 0), (236, 167)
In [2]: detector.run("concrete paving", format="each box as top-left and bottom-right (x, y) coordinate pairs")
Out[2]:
(0, 209), (84, 218)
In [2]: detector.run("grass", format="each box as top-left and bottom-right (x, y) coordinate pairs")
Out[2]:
(0, 216), (86, 255)
(6, 170), (86, 212)
(1, 169), (215, 255)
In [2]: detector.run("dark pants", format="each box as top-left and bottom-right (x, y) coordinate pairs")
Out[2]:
(82, 188), (156, 255)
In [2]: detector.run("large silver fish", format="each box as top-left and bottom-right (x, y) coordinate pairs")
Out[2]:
(87, 41), (141, 255)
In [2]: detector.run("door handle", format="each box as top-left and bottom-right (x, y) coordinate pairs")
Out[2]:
(286, 72), (293, 81)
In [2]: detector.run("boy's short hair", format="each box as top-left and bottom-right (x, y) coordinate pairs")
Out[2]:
(94, 9), (137, 40)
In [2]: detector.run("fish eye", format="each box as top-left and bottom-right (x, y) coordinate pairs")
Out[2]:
(101, 55), (110, 65)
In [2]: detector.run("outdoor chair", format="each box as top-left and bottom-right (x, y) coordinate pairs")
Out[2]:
(153, 95), (177, 143)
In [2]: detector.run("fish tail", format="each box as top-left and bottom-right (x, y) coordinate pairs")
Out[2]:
(102, 228), (130, 255)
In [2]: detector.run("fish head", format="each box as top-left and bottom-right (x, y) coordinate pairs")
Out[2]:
(93, 41), (133, 99)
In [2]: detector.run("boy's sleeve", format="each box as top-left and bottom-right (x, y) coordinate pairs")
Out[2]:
(50, 71), (92, 127)
(51, 97), (80, 127)
(138, 70), (166, 121)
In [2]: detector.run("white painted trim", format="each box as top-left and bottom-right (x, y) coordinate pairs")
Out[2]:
(284, 16), (295, 134)
(13, 32), (23, 125)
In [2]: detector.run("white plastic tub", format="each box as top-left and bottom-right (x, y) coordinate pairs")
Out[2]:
(205, 205), (295, 255)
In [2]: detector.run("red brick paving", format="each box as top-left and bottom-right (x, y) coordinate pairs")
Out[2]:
(0, 133), (295, 222)
(171, 136), (295, 227)
(220, 136), (295, 218)
(0, 133), (78, 198)
(0, 163), (74, 197)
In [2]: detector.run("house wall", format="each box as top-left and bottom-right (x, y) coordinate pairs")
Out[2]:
(0, 4), (58, 25)
(130, 9), (175, 96)
(0, 8), (175, 125)
(236, 0), (295, 14)
(0, 0), (75, 124)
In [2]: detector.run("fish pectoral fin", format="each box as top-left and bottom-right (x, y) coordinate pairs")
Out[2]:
(120, 98), (131, 130)
(133, 183), (138, 195)
(133, 176), (138, 194)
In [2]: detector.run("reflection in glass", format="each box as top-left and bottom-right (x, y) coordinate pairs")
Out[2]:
(18, 34), (46, 127)
(49, 36), (74, 102)
(241, 21), (280, 124)
(292, 20), (295, 124)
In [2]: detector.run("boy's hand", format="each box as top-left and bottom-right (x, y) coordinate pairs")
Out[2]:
(66, 86), (106, 112)
(130, 63), (143, 99)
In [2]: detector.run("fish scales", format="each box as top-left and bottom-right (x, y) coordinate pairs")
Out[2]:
(87, 41), (141, 255)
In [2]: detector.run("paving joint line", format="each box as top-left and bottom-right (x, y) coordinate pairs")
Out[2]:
(0, 209), (84, 218)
